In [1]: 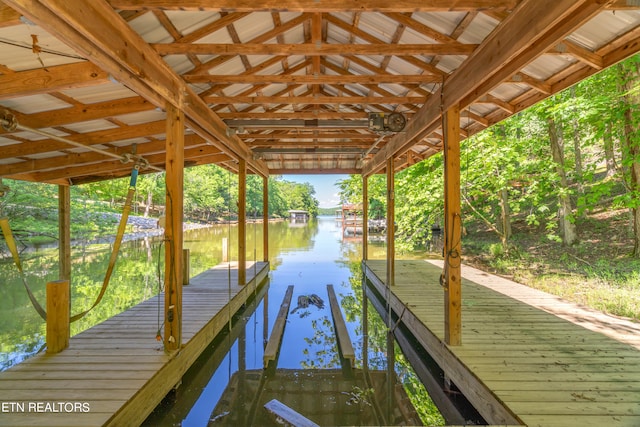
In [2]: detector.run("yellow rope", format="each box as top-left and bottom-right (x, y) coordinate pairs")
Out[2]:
(0, 217), (47, 320)
(0, 165), (140, 323)
(70, 185), (136, 322)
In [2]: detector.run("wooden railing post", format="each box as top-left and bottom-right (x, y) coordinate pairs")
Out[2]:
(46, 280), (69, 354)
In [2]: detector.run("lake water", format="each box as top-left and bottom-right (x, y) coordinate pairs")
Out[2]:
(0, 216), (443, 426)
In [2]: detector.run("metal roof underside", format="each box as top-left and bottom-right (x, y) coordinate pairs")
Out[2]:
(1, 0), (640, 184)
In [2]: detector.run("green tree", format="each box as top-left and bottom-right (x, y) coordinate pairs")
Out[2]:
(617, 57), (640, 257)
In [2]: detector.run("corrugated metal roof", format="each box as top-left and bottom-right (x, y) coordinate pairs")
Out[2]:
(0, 1), (639, 183)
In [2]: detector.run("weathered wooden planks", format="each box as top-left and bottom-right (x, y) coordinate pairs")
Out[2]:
(0, 261), (269, 427)
(264, 285), (294, 368)
(327, 284), (355, 367)
(364, 259), (640, 427)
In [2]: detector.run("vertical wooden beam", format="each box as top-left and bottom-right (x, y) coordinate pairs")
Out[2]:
(58, 185), (71, 282)
(164, 102), (184, 352)
(386, 158), (395, 287)
(443, 104), (462, 346)
(46, 280), (69, 354)
(362, 175), (369, 261)
(238, 158), (247, 286)
(263, 175), (269, 262)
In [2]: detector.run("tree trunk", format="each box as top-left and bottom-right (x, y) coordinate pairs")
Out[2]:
(144, 190), (152, 217)
(548, 116), (577, 246)
(619, 61), (640, 257)
(604, 122), (617, 178)
(571, 87), (584, 183)
(499, 187), (511, 247)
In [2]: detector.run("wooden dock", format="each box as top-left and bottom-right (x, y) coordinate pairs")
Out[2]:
(363, 259), (640, 427)
(0, 261), (269, 427)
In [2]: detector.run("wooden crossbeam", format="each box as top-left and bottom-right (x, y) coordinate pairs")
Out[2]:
(184, 74), (441, 84)
(208, 96), (425, 104)
(1, 135), (206, 176)
(153, 42), (478, 56)
(0, 97), (154, 136)
(241, 132), (376, 140)
(107, 0), (520, 12)
(0, 121), (167, 160)
(0, 62), (108, 100)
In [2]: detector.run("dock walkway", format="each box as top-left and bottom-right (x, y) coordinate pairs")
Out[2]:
(0, 261), (269, 427)
(364, 259), (640, 427)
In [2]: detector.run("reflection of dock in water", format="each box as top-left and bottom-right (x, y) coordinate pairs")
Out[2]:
(208, 368), (421, 427)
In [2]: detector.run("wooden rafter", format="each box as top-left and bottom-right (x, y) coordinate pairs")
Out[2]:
(5, 0), (268, 176)
(107, 0), (520, 12)
(362, 0), (613, 176)
(0, 0), (639, 180)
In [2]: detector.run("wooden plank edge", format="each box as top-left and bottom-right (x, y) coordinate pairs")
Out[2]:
(105, 262), (269, 427)
(263, 285), (294, 367)
(327, 284), (355, 367)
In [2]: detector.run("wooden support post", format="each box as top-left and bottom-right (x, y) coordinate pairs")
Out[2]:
(362, 175), (369, 261)
(46, 280), (69, 354)
(386, 157), (395, 287)
(238, 158), (247, 286)
(263, 175), (269, 262)
(58, 185), (71, 282)
(443, 104), (462, 346)
(164, 102), (184, 352)
(182, 249), (190, 286)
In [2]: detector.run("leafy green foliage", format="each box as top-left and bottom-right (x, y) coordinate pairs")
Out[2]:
(0, 165), (320, 244)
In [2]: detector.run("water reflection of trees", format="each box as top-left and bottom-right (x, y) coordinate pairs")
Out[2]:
(0, 221), (319, 371)
(0, 236), (162, 370)
(337, 256), (445, 426)
(300, 315), (340, 369)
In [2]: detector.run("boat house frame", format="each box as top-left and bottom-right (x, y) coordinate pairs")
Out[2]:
(1, 1), (640, 425)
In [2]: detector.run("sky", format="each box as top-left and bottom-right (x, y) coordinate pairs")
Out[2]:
(285, 174), (347, 208)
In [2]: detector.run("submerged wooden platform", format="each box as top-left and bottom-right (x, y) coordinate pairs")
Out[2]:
(364, 259), (640, 427)
(0, 261), (269, 427)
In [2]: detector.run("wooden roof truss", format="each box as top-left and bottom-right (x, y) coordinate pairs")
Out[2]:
(0, 0), (639, 183)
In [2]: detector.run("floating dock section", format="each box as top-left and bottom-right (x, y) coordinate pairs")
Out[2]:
(0, 261), (269, 427)
(363, 259), (640, 427)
